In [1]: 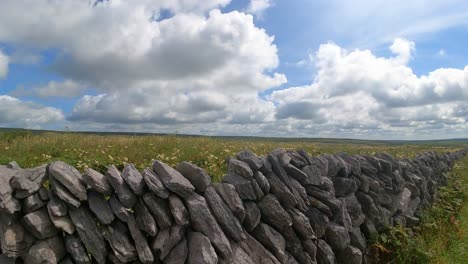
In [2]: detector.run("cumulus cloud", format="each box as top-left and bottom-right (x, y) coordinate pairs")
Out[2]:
(0, 96), (64, 128)
(271, 38), (468, 138)
(0, 50), (8, 78)
(246, 0), (272, 17)
(0, 0), (285, 127)
(11, 80), (86, 98)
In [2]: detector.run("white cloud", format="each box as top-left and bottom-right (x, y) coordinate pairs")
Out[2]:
(271, 38), (468, 138)
(11, 80), (86, 98)
(0, 0), (286, 127)
(0, 50), (8, 79)
(246, 0), (272, 17)
(0, 96), (64, 128)
(438, 49), (446, 56)
(313, 0), (468, 47)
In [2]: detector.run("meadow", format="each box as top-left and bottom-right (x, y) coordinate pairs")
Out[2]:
(1, 129), (467, 263)
(0, 129), (466, 182)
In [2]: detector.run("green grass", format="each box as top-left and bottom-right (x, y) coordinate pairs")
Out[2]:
(372, 155), (468, 263)
(0, 130), (465, 182)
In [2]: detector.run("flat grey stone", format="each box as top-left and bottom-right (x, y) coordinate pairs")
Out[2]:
(151, 225), (185, 260)
(237, 149), (263, 171)
(257, 194), (292, 231)
(222, 173), (256, 200)
(163, 238), (188, 264)
(169, 194), (190, 226)
(10, 165), (47, 199)
(88, 190), (115, 225)
(122, 163), (145, 196)
(243, 201), (261, 232)
(103, 221), (137, 263)
(204, 187), (245, 242)
(316, 239), (335, 264)
(134, 199), (158, 236)
(216, 183), (246, 223)
(106, 165), (137, 208)
(142, 167), (169, 199)
(22, 193), (46, 213)
(254, 171), (270, 194)
(187, 232), (218, 264)
(228, 158), (254, 179)
(127, 214), (154, 264)
(176, 161), (212, 193)
(153, 160), (195, 198)
(24, 236), (66, 264)
(69, 206), (107, 264)
(185, 193), (232, 259)
(50, 177), (81, 208)
(109, 194), (130, 223)
(48, 161), (87, 201)
(143, 192), (173, 229)
(22, 208), (59, 239)
(1, 223), (35, 258)
(251, 223), (287, 264)
(47, 189), (68, 217)
(65, 234), (91, 264)
(83, 168), (113, 195)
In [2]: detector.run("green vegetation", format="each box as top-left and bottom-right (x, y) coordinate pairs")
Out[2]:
(1, 129), (467, 262)
(372, 155), (468, 264)
(0, 130), (465, 182)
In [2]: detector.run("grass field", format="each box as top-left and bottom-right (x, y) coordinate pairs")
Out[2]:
(0, 129), (466, 182)
(1, 129), (467, 263)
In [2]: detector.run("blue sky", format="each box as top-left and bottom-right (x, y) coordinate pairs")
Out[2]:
(0, 0), (467, 139)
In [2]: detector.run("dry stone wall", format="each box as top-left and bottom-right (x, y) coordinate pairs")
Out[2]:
(0, 147), (466, 264)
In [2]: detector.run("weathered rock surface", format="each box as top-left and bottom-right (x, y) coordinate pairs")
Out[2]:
(69, 207), (107, 264)
(185, 193), (232, 259)
(122, 163), (145, 196)
(1, 223), (35, 258)
(64, 234), (91, 264)
(134, 199), (158, 236)
(153, 160), (195, 198)
(216, 183), (246, 223)
(109, 194), (130, 223)
(24, 236), (66, 264)
(204, 187), (245, 242)
(187, 232), (218, 264)
(106, 165), (137, 208)
(127, 214), (154, 264)
(103, 221), (137, 263)
(169, 194), (190, 226)
(142, 167), (170, 198)
(48, 161), (87, 201)
(10, 165), (48, 199)
(143, 192), (173, 229)
(228, 158), (254, 179)
(22, 208), (59, 239)
(258, 194), (292, 231)
(87, 190), (114, 225)
(83, 167), (113, 195)
(222, 173), (256, 200)
(243, 201), (261, 232)
(251, 223), (287, 264)
(176, 161), (212, 193)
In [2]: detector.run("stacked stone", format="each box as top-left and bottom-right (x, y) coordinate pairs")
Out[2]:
(0, 147), (466, 264)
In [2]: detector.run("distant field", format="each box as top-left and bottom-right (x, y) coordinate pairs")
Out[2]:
(1, 129), (467, 182)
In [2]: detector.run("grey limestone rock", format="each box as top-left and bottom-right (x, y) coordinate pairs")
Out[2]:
(216, 183), (246, 223)
(316, 239), (335, 264)
(257, 194), (292, 231)
(106, 165), (137, 208)
(222, 173), (256, 201)
(24, 236), (66, 264)
(252, 223), (287, 264)
(228, 158), (254, 179)
(88, 190), (115, 225)
(48, 161), (87, 201)
(153, 160), (195, 198)
(109, 194), (130, 223)
(142, 167), (170, 199)
(243, 201), (261, 232)
(185, 193), (232, 259)
(103, 221), (137, 263)
(169, 194), (190, 226)
(122, 163), (145, 196)
(134, 199), (158, 236)
(176, 161), (211, 193)
(64, 234), (91, 264)
(187, 232), (218, 264)
(237, 149), (263, 171)
(83, 167), (113, 195)
(69, 206), (107, 264)
(143, 192), (173, 229)
(127, 214), (154, 264)
(204, 187), (245, 242)
(22, 208), (59, 239)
